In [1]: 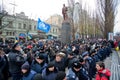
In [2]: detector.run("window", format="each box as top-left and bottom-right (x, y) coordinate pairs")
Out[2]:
(10, 32), (12, 36)
(0, 20), (2, 26)
(29, 25), (32, 30)
(18, 23), (22, 29)
(53, 28), (54, 33)
(23, 24), (26, 29)
(6, 32), (9, 35)
(13, 32), (15, 36)
(34, 25), (36, 30)
(56, 29), (57, 33)
(8, 21), (13, 28)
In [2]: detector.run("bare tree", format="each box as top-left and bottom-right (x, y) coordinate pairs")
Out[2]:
(96, 0), (119, 39)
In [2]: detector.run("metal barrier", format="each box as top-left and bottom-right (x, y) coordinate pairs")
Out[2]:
(110, 51), (120, 80)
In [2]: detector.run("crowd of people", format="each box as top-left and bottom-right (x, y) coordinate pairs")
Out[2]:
(0, 38), (114, 80)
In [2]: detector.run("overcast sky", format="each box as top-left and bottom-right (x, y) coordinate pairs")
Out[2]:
(3, 0), (67, 20)
(2, 0), (96, 20)
(1, 0), (120, 32)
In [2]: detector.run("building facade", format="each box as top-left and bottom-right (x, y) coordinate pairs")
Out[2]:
(0, 12), (46, 42)
(45, 14), (63, 39)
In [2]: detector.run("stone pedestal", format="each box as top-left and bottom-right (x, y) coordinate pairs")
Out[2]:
(61, 22), (71, 44)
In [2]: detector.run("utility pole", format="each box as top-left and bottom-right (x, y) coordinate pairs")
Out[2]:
(10, 0), (17, 15)
(10, 0), (17, 42)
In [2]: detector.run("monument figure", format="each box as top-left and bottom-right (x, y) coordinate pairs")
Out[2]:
(62, 4), (68, 20)
(61, 4), (71, 43)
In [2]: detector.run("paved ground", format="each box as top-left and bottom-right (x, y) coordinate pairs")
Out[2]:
(104, 54), (112, 69)
(108, 50), (120, 80)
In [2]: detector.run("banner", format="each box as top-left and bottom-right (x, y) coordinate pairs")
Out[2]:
(108, 32), (114, 40)
(37, 18), (51, 33)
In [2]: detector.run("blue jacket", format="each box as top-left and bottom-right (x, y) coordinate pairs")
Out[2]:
(31, 60), (47, 73)
(66, 68), (89, 80)
(22, 70), (36, 80)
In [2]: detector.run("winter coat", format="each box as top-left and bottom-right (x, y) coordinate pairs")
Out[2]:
(0, 56), (6, 80)
(31, 60), (47, 73)
(21, 70), (36, 80)
(42, 67), (58, 80)
(53, 60), (66, 71)
(66, 68), (89, 80)
(66, 57), (78, 69)
(95, 69), (111, 80)
(8, 50), (25, 74)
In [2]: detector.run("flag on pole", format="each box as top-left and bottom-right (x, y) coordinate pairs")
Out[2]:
(37, 18), (51, 33)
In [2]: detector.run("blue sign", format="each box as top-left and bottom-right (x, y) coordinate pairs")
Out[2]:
(19, 33), (26, 38)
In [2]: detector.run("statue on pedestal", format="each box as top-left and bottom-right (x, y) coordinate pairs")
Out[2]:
(62, 4), (68, 21)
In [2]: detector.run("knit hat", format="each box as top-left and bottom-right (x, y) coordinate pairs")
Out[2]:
(21, 62), (30, 70)
(55, 71), (66, 80)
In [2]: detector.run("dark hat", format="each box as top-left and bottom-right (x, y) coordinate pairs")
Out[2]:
(12, 43), (20, 49)
(33, 73), (43, 80)
(73, 62), (81, 68)
(95, 46), (99, 49)
(21, 62), (30, 70)
(36, 54), (44, 60)
(68, 52), (74, 56)
(82, 51), (89, 57)
(47, 62), (54, 68)
(35, 51), (44, 60)
(55, 71), (66, 80)
(79, 58), (84, 63)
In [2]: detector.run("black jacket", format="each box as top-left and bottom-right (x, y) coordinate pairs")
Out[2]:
(8, 50), (25, 74)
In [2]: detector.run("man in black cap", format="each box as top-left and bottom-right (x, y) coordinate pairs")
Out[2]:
(8, 43), (26, 80)
(66, 52), (78, 69)
(66, 62), (90, 80)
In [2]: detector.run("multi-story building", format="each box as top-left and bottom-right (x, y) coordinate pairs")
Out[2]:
(45, 14), (63, 39)
(0, 12), (46, 42)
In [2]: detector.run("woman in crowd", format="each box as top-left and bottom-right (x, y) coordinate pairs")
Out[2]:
(95, 61), (111, 80)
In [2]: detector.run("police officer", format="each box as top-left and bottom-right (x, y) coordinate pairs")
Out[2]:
(66, 62), (90, 80)
(8, 43), (26, 80)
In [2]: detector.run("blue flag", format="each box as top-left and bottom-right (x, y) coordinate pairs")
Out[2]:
(37, 18), (51, 33)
